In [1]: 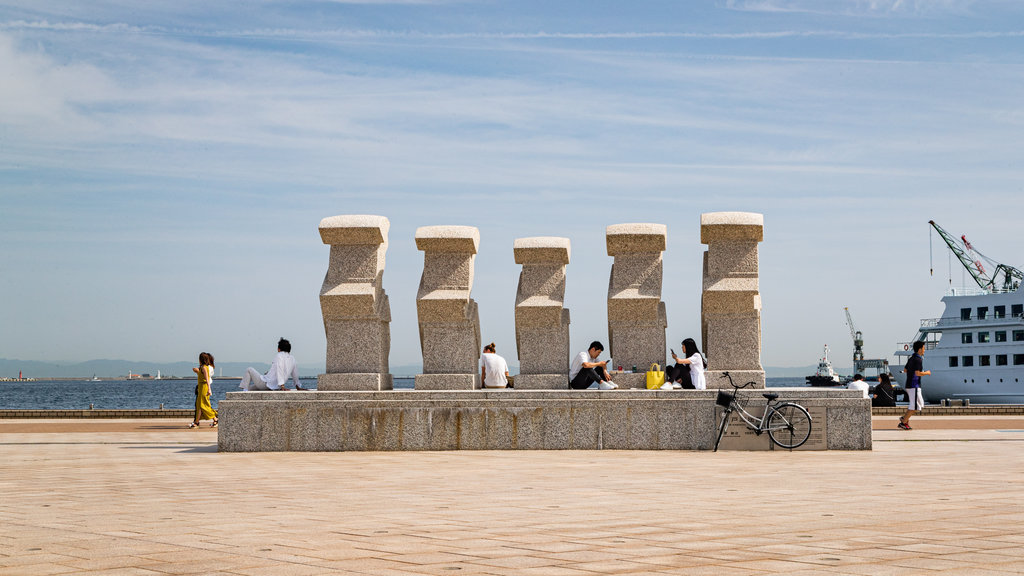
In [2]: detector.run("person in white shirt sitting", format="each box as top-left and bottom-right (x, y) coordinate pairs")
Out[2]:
(847, 373), (869, 399)
(480, 342), (510, 389)
(669, 338), (707, 390)
(568, 341), (618, 390)
(238, 338), (306, 391)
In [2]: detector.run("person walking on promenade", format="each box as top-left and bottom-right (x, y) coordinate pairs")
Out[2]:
(480, 342), (511, 389)
(569, 341), (617, 390)
(238, 338), (306, 391)
(668, 338), (707, 390)
(190, 352), (218, 428)
(899, 341), (930, 430)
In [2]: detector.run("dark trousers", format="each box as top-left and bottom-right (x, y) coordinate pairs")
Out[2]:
(569, 367), (603, 389)
(666, 364), (695, 389)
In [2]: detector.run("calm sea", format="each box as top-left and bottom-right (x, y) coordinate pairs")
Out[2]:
(0, 377), (809, 410)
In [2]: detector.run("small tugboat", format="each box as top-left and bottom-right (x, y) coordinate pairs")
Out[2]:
(806, 345), (842, 386)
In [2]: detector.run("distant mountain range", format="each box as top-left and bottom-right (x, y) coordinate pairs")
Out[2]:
(2, 358), (836, 379)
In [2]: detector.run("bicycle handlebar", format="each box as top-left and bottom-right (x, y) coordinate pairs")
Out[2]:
(719, 371), (755, 389)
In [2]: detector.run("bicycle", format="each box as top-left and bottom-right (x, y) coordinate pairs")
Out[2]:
(713, 371), (812, 451)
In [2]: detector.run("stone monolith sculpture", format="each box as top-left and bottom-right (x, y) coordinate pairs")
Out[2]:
(415, 226), (482, 390)
(701, 212), (765, 388)
(607, 224), (668, 384)
(513, 237), (571, 389)
(317, 215), (393, 391)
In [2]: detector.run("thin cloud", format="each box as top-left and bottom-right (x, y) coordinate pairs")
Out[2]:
(4, 19), (1024, 42)
(724, 0), (980, 16)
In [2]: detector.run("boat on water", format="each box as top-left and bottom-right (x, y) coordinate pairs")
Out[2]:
(892, 221), (1024, 404)
(806, 345), (842, 386)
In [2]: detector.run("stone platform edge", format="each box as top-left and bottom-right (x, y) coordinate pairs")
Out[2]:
(0, 409), (195, 419)
(216, 388), (872, 452)
(4, 406), (1023, 420)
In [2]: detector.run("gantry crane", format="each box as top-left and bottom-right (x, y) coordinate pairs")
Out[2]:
(929, 220), (1022, 292)
(844, 307), (863, 364)
(844, 307), (889, 380)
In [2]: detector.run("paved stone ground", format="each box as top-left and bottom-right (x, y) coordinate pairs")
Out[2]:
(2, 418), (1023, 575)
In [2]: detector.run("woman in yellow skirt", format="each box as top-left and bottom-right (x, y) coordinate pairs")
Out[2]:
(190, 352), (218, 428)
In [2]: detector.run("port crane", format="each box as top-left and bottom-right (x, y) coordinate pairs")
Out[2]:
(929, 220), (1022, 293)
(843, 307), (889, 380)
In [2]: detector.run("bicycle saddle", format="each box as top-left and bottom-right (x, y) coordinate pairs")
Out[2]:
(762, 393), (779, 401)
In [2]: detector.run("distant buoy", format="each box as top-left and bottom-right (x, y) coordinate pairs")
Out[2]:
(904, 344), (909, 351)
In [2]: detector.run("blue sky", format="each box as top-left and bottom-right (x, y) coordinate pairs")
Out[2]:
(2, 0), (1023, 372)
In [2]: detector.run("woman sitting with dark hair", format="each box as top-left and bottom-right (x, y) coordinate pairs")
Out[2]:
(667, 338), (707, 390)
(871, 372), (898, 407)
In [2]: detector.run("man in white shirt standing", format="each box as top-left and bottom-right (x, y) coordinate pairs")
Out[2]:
(480, 342), (510, 388)
(568, 341), (617, 390)
(238, 338), (306, 391)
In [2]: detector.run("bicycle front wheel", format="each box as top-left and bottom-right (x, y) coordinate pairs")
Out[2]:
(714, 409), (732, 452)
(766, 403), (812, 449)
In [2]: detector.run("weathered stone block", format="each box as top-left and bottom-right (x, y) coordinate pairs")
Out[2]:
(701, 212), (765, 388)
(416, 226), (482, 390)
(317, 373), (394, 391)
(606, 224), (667, 371)
(415, 374), (481, 390)
(318, 215), (392, 391)
(217, 389), (870, 452)
(514, 237), (571, 387)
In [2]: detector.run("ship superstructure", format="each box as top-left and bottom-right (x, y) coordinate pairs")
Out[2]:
(894, 221), (1024, 404)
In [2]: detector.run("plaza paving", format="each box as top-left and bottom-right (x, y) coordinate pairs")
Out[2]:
(2, 417), (1024, 575)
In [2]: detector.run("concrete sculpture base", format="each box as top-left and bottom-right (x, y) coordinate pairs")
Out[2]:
(217, 389), (870, 452)
(414, 374), (481, 390)
(513, 374), (567, 390)
(317, 373), (394, 391)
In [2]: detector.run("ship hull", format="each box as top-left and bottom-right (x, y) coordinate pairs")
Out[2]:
(894, 285), (1024, 404)
(805, 375), (842, 387)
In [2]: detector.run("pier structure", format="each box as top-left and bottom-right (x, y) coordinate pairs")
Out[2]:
(512, 237), (571, 389)
(606, 223), (668, 388)
(414, 226), (482, 390)
(701, 212), (765, 388)
(316, 215), (393, 391)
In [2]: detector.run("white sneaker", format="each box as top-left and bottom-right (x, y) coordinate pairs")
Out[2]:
(672, 382), (682, 389)
(660, 382), (674, 390)
(599, 380), (618, 390)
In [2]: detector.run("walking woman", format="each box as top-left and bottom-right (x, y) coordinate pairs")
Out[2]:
(190, 352), (218, 428)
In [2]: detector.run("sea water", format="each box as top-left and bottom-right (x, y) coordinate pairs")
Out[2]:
(0, 377), (809, 410)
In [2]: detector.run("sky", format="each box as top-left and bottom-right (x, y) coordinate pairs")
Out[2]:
(2, 0), (1024, 373)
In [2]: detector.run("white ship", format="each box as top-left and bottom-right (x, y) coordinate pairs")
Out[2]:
(893, 221), (1024, 404)
(806, 344), (842, 386)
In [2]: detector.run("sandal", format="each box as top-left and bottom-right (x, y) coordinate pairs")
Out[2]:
(210, 419), (218, 428)
(188, 423), (198, 429)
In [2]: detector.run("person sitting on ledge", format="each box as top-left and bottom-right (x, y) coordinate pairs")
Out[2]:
(668, 338), (706, 390)
(847, 373), (869, 399)
(238, 338), (306, 391)
(480, 342), (511, 389)
(568, 341), (618, 390)
(871, 372), (897, 407)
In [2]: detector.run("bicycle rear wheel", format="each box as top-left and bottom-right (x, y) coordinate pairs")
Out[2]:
(766, 403), (812, 449)
(714, 408), (732, 452)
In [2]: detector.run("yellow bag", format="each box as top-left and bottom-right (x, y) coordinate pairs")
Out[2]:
(646, 363), (666, 389)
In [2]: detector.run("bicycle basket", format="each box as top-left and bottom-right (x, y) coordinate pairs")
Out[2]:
(715, 390), (734, 408)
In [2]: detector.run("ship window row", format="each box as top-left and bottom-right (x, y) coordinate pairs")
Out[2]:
(950, 354), (1024, 367)
(959, 305), (1024, 320)
(960, 330), (1022, 344)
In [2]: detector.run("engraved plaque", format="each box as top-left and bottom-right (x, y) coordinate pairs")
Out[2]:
(714, 404), (827, 451)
